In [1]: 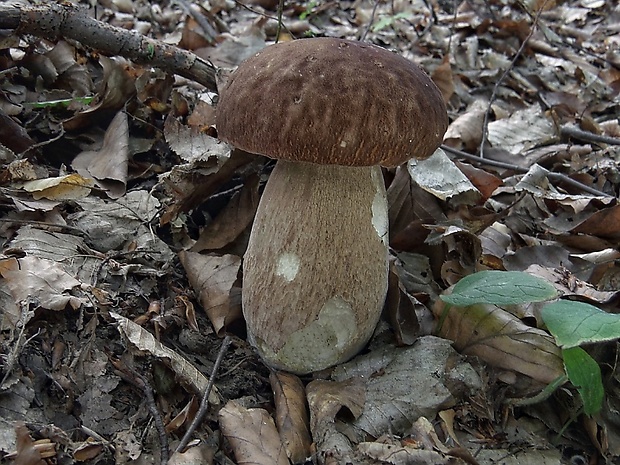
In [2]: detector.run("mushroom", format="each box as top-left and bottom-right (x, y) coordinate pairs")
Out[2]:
(216, 38), (448, 374)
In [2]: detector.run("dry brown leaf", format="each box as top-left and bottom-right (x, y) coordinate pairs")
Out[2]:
(408, 149), (481, 205)
(270, 371), (312, 464)
(454, 160), (502, 200)
(525, 264), (618, 305)
(306, 378), (366, 464)
(387, 165), (447, 251)
(63, 56), (137, 131)
(0, 255), (85, 311)
(433, 300), (564, 384)
(72, 111), (129, 199)
(109, 311), (221, 405)
(22, 173), (94, 200)
(331, 338), (479, 438)
(72, 438), (105, 462)
(165, 397), (199, 434)
(191, 173), (259, 252)
(11, 423), (46, 465)
(431, 55), (454, 104)
(164, 115), (230, 164)
(178, 251), (242, 334)
(167, 443), (217, 465)
(358, 442), (453, 465)
(385, 262), (421, 345)
(218, 400), (289, 465)
(572, 204), (620, 240)
(487, 106), (556, 155)
(443, 99), (487, 151)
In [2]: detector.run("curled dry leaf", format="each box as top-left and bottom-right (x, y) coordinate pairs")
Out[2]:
(167, 443), (217, 465)
(178, 251), (242, 334)
(269, 371), (312, 464)
(306, 378), (366, 464)
(72, 111), (129, 199)
(109, 311), (221, 405)
(22, 173), (94, 200)
(218, 400), (289, 465)
(191, 173), (260, 252)
(433, 300), (564, 384)
(407, 148), (481, 206)
(525, 264), (619, 305)
(62, 56), (137, 131)
(385, 262), (421, 345)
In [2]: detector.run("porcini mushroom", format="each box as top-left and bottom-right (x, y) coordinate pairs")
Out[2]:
(216, 38), (447, 374)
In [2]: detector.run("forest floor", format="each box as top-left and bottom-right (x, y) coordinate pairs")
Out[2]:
(0, 0), (619, 464)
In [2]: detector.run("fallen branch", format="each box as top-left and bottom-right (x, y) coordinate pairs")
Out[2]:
(442, 144), (614, 198)
(0, 2), (218, 92)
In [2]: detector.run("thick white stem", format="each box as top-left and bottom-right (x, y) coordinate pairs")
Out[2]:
(242, 160), (389, 374)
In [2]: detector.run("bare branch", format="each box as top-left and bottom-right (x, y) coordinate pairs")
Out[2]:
(0, 2), (218, 92)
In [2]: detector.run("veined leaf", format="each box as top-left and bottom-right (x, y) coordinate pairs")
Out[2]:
(441, 270), (558, 306)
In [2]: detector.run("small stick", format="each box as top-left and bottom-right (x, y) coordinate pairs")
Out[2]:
(175, 335), (232, 454)
(441, 144), (614, 198)
(479, 1), (547, 159)
(561, 125), (620, 146)
(109, 357), (170, 465)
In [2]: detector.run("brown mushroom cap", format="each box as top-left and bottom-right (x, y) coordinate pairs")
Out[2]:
(216, 37), (448, 167)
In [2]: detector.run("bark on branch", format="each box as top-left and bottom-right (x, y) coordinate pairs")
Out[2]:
(0, 2), (218, 92)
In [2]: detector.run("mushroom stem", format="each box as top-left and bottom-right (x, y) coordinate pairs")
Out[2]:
(242, 160), (389, 374)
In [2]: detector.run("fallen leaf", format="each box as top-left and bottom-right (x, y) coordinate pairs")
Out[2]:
(22, 173), (93, 200)
(110, 311), (221, 405)
(218, 400), (289, 465)
(72, 111), (129, 199)
(270, 371), (312, 463)
(178, 251), (242, 334)
(433, 300), (565, 384)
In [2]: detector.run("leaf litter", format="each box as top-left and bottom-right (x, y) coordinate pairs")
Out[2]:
(0, 0), (619, 464)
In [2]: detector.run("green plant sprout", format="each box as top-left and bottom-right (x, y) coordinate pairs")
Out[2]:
(440, 270), (613, 416)
(371, 12), (413, 33)
(299, 1), (317, 20)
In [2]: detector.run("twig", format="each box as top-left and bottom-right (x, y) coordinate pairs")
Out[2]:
(479, 1), (547, 159)
(133, 371), (170, 465)
(173, 0), (218, 43)
(441, 144), (614, 198)
(175, 335), (232, 453)
(275, 0), (285, 42)
(0, 2), (217, 92)
(1, 319), (40, 389)
(231, 0), (292, 38)
(109, 358), (170, 465)
(360, 0), (381, 42)
(561, 125), (620, 146)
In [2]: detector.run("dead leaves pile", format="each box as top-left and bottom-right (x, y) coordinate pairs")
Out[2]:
(0, 0), (619, 464)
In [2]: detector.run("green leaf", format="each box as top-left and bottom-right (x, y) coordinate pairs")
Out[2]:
(371, 12), (413, 32)
(440, 271), (558, 307)
(562, 347), (604, 415)
(542, 300), (620, 348)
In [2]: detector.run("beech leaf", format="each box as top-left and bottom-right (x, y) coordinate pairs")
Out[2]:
(542, 300), (620, 348)
(562, 347), (603, 415)
(441, 270), (558, 306)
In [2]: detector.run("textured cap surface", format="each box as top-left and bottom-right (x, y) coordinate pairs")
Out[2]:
(216, 38), (448, 167)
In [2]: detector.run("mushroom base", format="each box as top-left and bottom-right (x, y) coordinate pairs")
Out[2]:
(242, 161), (389, 374)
